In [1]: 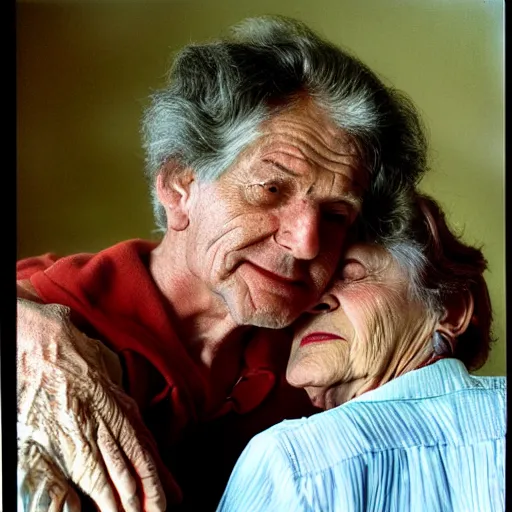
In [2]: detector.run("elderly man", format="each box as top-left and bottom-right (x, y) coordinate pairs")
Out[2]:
(17, 15), (428, 511)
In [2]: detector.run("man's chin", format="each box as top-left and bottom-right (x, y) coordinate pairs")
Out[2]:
(246, 313), (295, 329)
(231, 300), (302, 329)
(219, 275), (307, 329)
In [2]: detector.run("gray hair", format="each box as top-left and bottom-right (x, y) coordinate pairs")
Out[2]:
(367, 192), (493, 371)
(141, 15), (428, 233)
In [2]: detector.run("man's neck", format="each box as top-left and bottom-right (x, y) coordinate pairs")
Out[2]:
(149, 234), (251, 370)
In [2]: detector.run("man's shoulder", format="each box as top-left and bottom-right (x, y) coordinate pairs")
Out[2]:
(17, 239), (157, 290)
(17, 239), (158, 272)
(17, 252), (62, 280)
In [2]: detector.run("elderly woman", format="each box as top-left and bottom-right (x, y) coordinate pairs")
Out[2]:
(217, 192), (505, 512)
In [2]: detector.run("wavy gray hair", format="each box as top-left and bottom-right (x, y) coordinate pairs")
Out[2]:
(141, 15), (429, 234)
(366, 192), (493, 371)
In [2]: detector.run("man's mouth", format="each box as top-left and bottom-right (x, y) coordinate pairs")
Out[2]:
(245, 262), (304, 287)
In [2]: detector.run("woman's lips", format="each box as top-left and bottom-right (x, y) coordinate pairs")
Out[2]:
(299, 332), (344, 347)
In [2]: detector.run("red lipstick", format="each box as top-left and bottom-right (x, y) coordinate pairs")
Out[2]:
(299, 332), (344, 347)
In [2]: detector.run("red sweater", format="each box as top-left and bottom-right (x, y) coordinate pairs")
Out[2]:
(17, 239), (316, 507)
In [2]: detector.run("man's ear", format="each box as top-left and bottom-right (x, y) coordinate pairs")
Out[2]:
(436, 290), (474, 340)
(156, 167), (195, 231)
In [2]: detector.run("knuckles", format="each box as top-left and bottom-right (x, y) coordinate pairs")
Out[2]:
(16, 300), (162, 511)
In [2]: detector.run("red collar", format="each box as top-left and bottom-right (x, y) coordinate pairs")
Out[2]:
(25, 239), (283, 431)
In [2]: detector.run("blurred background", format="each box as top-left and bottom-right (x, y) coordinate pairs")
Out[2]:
(16, 0), (504, 375)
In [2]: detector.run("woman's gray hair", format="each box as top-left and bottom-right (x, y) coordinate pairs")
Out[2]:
(141, 15), (429, 233)
(364, 191), (494, 371)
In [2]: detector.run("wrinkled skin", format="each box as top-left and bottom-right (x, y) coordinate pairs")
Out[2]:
(17, 296), (181, 511)
(153, 99), (367, 333)
(17, 101), (369, 510)
(18, 440), (82, 512)
(286, 243), (438, 410)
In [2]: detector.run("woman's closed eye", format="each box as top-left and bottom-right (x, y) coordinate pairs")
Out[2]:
(340, 259), (367, 282)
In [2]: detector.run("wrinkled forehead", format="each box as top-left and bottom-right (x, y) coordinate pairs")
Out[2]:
(259, 99), (369, 188)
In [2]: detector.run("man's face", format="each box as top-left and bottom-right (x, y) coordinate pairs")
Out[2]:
(185, 101), (368, 328)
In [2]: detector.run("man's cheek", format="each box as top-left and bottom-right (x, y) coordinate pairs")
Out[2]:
(311, 249), (341, 289)
(324, 228), (346, 261)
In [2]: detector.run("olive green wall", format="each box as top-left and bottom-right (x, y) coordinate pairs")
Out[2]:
(17, 0), (504, 375)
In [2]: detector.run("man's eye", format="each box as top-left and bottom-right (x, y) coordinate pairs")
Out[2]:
(324, 211), (349, 223)
(323, 207), (353, 225)
(340, 260), (367, 282)
(246, 181), (283, 206)
(260, 182), (280, 194)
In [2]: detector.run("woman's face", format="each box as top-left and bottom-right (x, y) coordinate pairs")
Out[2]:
(286, 242), (436, 409)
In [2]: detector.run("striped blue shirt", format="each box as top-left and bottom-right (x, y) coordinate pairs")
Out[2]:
(217, 359), (506, 511)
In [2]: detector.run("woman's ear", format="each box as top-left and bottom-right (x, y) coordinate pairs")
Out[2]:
(155, 166), (195, 231)
(436, 290), (474, 340)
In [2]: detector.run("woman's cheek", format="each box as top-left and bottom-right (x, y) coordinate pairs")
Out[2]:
(342, 287), (392, 375)
(342, 287), (380, 337)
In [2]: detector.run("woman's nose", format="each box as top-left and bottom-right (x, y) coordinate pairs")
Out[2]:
(308, 292), (340, 314)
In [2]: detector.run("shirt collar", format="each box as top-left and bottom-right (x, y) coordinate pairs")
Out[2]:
(353, 358), (483, 403)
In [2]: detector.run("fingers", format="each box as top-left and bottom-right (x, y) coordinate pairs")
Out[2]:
(18, 302), (179, 512)
(60, 489), (82, 512)
(96, 391), (181, 511)
(59, 416), (119, 512)
(17, 301), (173, 511)
(47, 485), (82, 512)
(117, 419), (168, 512)
(71, 461), (119, 512)
(150, 453), (183, 507)
(99, 386), (183, 509)
(129, 430), (184, 509)
(97, 420), (141, 512)
(18, 440), (82, 512)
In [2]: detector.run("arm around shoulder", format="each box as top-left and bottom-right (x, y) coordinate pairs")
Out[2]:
(16, 281), (180, 511)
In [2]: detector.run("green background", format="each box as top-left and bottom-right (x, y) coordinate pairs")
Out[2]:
(16, 0), (505, 375)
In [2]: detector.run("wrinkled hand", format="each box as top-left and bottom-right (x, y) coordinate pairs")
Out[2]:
(18, 439), (82, 512)
(17, 297), (182, 511)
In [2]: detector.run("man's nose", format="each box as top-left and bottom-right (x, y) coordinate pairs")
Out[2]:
(275, 201), (320, 260)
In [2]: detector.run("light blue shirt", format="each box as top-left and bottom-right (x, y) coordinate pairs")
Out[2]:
(217, 359), (506, 511)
